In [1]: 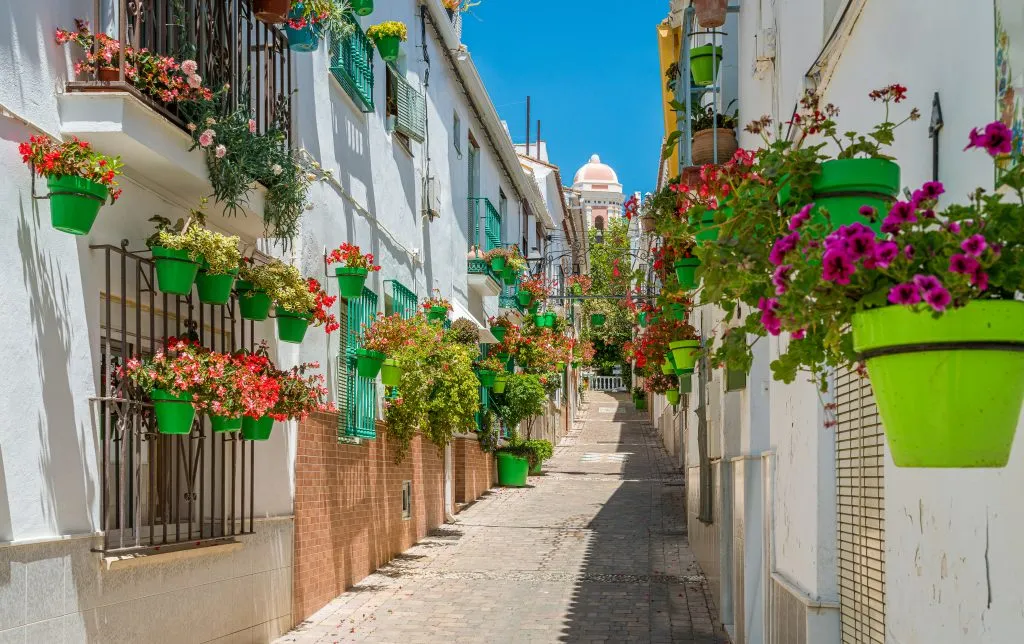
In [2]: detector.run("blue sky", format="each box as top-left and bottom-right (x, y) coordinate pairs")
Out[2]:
(461, 2), (668, 196)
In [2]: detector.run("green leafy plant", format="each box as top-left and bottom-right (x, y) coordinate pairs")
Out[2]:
(523, 439), (553, 463)
(148, 202), (242, 275)
(492, 373), (546, 438)
(475, 354), (506, 374)
(366, 21), (408, 41)
(287, 0), (356, 39)
(19, 135), (123, 201)
(446, 318), (481, 347)
(426, 341), (479, 449)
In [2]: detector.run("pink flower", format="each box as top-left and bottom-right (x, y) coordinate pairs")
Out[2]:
(791, 328), (806, 340)
(788, 203), (813, 231)
(181, 60), (198, 75)
(757, 297), (782, 336)
(971, 270), (989, 291)
(869, 241), (899, 269)
(248, 119), (257, 134)
(913, 274), (942, 293)
(215, 144), (227, 158)
(923, 286), (951, 312)
(887, 282), (921, 306)
(961, 234), (987, 257)
(199, 129), (215, 147)
(187, 74), (202, 89)
(770, 231), (800, 266)
(772, 264), (792, 296)
(822, 250), (856, 285)
(966, 121), (1014, 157)
(948, 253), (979, 275)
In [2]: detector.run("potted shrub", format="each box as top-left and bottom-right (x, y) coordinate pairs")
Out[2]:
(366, 21), (408, 63)
(694, 0), (728, 28)
(284, 1), (354, 52)
(488, 315), (516, 343)
(646, 373), (680, 408)
(690, 44), (722, 86)
(19, 135), (123, 236)
(148, 208), (242, 305)
(520, 275), (553, 308)
(502, 247), (528, 284)
(475, 354), (505, 389)
(567, 274), (592, 296)
(525, 439), (553, 475)
(632, 387), (647, 410)
(763, 123), (1024, 467)
(121, 338), (215, 435)
(691, 103), (739, 166)
(273, 273), (340, 344)
(236, 258), (282, 321)
(327, 242), (381, 299)
(146, 218), (202, 297)
(482, 247), (509, 273)
(422, 291), (453, 324)
(206, 346), (282, 432)
(669, 323), (701, 375)
(360, 313), (410, 382)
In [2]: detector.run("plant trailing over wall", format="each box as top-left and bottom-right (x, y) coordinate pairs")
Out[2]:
(492, 373), (546, 438)
(287, 0), (357, 38)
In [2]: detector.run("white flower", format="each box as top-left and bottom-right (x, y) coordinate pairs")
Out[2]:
(206, 117), (216, 126)
(187, 74), (202, 89)
(187, 123), (197, 132)
(215, 145), (227, 159)
(271, 164), (283, 176)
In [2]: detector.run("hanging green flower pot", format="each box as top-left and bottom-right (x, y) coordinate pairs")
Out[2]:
(372, 34), (401, 62)
(666, 389), (680, 406)
(495, 351), (511, 364)
(241, 415), (274, 441)
(350, 0), (373, 15)
(591, 314), (606, 327)
(356, 348), (386, 379)
(670, 339), (700, 374)
(638, 312), (648, 328)
(534, 313), (547, 327)
(210, 414), (243, 433)
(528, 302), (540, 314)
(336, 266), (369, 299)
(195, 266), (238, 306)
(502, 267), (517, 284)
(477, 369), (497, 388)
(517, 291), (533, 307)
(570, 284), (583, 296)
(690, 44), (723, 86)
(46, 175), (108, 235)
(661, 358), (674, 376)
(852, 300), (1024, 468)
(427, 306), (448, 323)
(493, 373), (509, 393)
(674, 258), (701, 290)
(693, 209), (719, 245)
(380, 358), (402, 387)
(680, 375), (693, 393)
(276, 307), (311, 344)
(236, 280), (272, 321)
(670, 304), (687, 321)
(779, 158), (900, 234)
(490, 256), (506, 272)
(151, 389), (195, 435)
(546, 312), (557, 326)
(150, 246), (200, 296)
(496, 452), (529, 487)
(491, 326), (507, 343)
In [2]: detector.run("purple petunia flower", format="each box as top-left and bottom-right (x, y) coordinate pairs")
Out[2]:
(949, 253), (980, 275)
(772, 264), (793, 295)
(924, 286), (952, 312)
(770, 231), (800, 266)
(789, 203), (814, 231)
(913, 274), (943, 293)
(758, 297), (782, 336)
(792, 328), (806, 340)
(858, 205), (877, 221)
(971, 270), (989, 292)
(903, 245), (915, 260)
(888, 200), (917, 224)
(822, 249), (856, 285)
(948, 221), (961, 234)
(961, 234), (988, 257)
(887, 282), (921, 306)
(912, 181), (945, 205)
(870, 241), (899, 268)
(965, 122), (1013, 157)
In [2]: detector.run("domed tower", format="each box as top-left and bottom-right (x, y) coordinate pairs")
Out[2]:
(572, 154), (624, 232)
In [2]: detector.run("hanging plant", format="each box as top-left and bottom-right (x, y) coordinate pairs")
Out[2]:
(147, 203), (242, 304)
(327, 242), (381, 299)
(236, 258), (284, 321)
(120, 337), (217, 435)
(422, 290), (453, 324)
(360, 313), (413, 380)
(274, 276), (340, 343)
(366, 21), (408, 63)
(487, 314), (517, 343)
(19, 135), (123, 236)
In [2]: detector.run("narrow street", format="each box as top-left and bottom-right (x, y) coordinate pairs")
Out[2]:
(277, 392), (727, 644)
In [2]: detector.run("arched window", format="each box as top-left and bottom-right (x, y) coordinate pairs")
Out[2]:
(595, 216), (605, 230)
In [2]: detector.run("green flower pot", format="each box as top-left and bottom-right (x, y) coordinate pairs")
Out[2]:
(634, 397), (647, 410)
(356, 348), (386, 379)
(674, 258), (701, 290)
(639, 312), (648, 328)
(690, 44), (722, 86)
(210, 414), (243, 433)
(236, 280), (272, 321)
(150, 246), (200, 296)
(557, 362), (565, 371)
(670, 303), (687, 321)
(779, 158), (900, 235)
(195, 268), (238, 306)
(427, 306), (448, 323)
(477, 369), (497, 388)
(670, 339), (700, 373)
(852, 300), (1024, 468)
(491, 326), (507, 343)
(502, 267), (517, 284)
(680, 375), (693, 393)
(350, 0), (373, 15)
(495, 352), (511, 364)
(528, 302), (540, 315)
(661, 358), (674, 376)
(241, 415), (274, 441)
(496, 452), (529, 487)
(151, 389), (195, 435)
(336, 266), (369, 299)
(380, 358), (402, 386)
(591, 314), (606, 327)
(276, 307), (311, 344)
(546, 312), (557, 326)
(665, 389), (680, 406)
(572, 361), (581, 369)
(46, 175), (108, 235)
(534, 313), (547, 327)
(493, 374), (509, 393)
(693, 209), (719, 245)
(490, 256), (506, 272)
(517, 291), (533, 307)
(373, 34), (401, 62)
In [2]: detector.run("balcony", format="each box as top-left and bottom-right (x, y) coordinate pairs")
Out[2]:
(467, 259), (502, 297)
(499, 282), (525, 321)
(331, 14), (375, 112)
(57, 1), (292, 237)
(468, 197), (503, 252)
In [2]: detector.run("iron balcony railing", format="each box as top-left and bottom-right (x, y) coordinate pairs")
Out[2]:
(469, 197), (502, 252)
(91, 242), (260, 555)
(330, 14), (375, 112)
(72, 0), (293, 143)
(467, 258), (502, 286)
(499, 281), (524, 313)
(385, 279), (418, 319)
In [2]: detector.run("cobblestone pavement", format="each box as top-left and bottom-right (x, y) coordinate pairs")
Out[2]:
(277, 392), (729, 644)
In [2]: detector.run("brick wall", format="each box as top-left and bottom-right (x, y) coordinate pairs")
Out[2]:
(452, 435), (494, 507)
(293, 412), (446, 623)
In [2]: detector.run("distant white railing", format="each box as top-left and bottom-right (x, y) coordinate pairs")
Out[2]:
(588, 376), (625, 392)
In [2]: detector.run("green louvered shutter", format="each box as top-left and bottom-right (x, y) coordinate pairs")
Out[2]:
(342, 287), (378, 439)
(392, 67), (426, 142)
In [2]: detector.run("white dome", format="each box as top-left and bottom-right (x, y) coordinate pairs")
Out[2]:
(573, 154), (620, 186)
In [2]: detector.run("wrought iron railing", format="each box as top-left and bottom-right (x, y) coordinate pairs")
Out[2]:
(71, 0), (293, 143)
(91, 242), (259, 555)
(467, 258), (501, 284)
(469, 197), (502, 252)
(385, 279), (418, 319)
(330, 14), (375, 112)
(499, 281), (524, 313)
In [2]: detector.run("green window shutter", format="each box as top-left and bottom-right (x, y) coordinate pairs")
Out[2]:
(484, 199), (502, 252)
(329, 16), (375, 112)
(344, 287), (379, 439)
(391, 66), (426, 142)
(337, 303), (351, 442)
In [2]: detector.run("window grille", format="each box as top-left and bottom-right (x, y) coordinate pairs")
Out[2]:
(387, 65), (426, 142)
(386, 280), (418, 319)
(91, 243), (258, 555)
(329, 15), (374, 112)
(835, 368), (886, 643)
(340, 287), (378, 440)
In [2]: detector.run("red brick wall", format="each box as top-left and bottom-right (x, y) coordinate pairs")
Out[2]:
(293, 412), (446, 623)
(452, 436), (494, 507)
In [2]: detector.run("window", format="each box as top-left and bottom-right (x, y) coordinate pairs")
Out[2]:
(386, 64), (426, 144)
(340, 287), (378, 440)
(453, 112), (462, 155)
(329, 15), (374, 112)
(402, 480), (412, 519)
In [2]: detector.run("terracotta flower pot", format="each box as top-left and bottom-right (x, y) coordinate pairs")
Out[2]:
(692, 128), (738, 166)
(97, 67), (120, 82)
(252, 0), (289, 24)
(693, 0), (728, 28)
